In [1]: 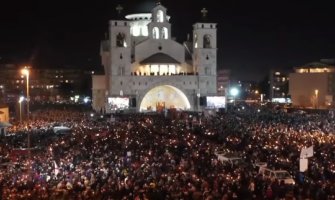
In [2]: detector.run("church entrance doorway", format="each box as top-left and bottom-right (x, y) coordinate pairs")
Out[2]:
(139, 85), (190, 112)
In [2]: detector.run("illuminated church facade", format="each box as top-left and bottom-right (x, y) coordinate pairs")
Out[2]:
(92, 3), (218, 112)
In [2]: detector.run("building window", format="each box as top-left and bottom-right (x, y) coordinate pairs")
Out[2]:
(116, 32), (127, 47)
(161, 27), (168, 39)
(150, 65), (159, 74)
(168, 65), (176, 74)
(203, 34), (212, 48)
(157, 10), (164, 22)
(159, 65), (168, 75)
(153, 27), (159, 39)
(194, 34), (198, 48)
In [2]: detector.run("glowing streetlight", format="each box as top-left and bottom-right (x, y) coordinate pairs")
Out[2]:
(21, 67), (30, 120)
(230, 87), (239, 105)
(18, 96), (24, 123)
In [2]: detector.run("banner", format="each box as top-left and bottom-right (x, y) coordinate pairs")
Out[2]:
(300, 145), (313, 158)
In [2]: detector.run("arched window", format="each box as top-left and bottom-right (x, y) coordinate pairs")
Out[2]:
(116, 32), (127, 47)
(194, 34), (198, 48)
(203, 34), (211, 48)
(157, 10), (164, 22)
(161, 27), (168, 39)
(153, 27), (159, 39)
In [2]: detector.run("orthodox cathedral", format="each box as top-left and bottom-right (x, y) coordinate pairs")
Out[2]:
(92, 2), (218, 113)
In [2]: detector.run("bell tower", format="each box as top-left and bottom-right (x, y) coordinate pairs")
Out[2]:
(147, 2), (171, 40)
(192, 8), (217, 94)
(109, 5), (131, 95)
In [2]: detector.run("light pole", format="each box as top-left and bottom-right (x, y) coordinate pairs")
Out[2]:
(19, 96), (24, 123)
(315, 89), (319, 109)
(21, 67), (30, 120)
(197, 89), (200, 112)
(21, 67), (31, 172)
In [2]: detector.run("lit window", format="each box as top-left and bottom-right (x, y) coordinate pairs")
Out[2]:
(160, 65), (168, 75)
(161, 27), (168, 39)
(131, 26), (140, 36)
(153, 27), (159, 39)
(142, 27), (148, 36)
(157, 10), (164, 22)
(150, 65), (159, 74)
(168, 65), (176, 74)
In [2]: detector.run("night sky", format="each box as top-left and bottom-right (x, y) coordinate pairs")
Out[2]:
(1, 0), (335, 81)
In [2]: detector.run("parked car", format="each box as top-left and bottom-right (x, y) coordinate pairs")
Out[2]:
(259, 167), (295, 185)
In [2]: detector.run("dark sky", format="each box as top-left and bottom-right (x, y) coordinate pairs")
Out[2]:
(1, 0), (335, 81)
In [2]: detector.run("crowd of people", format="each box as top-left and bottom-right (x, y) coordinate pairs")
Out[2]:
(0, 105), (335, 199)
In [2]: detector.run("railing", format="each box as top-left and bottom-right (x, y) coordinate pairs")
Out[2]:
(130, 72), (199, 76)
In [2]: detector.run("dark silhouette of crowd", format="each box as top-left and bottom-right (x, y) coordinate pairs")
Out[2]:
(0, 105), (335, 199)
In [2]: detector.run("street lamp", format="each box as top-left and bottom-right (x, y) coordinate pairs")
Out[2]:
(21, 67), (30, 120)
(230, 87), (239, 106)
(21, 67), (31, 172)
(197, 89), (200, 111)
(315, 89), (319, 109)
(19, 96), (24, 123)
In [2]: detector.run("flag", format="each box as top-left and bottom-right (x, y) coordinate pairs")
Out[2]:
(300, 145), (313, 158)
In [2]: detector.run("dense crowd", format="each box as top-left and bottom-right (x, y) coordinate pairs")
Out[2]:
(0, 105), (335, 199)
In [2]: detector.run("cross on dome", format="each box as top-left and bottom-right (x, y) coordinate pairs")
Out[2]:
(201, 8), (208, 18)
(115, 4), (123, 14)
